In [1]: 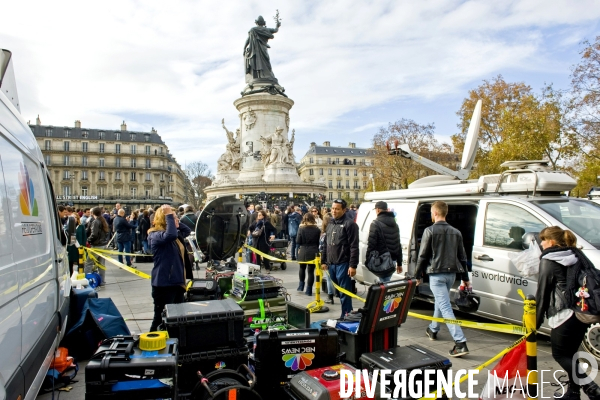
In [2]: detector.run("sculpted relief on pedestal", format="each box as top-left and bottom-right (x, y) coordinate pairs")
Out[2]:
(217, 119), (242, 172)
(259, 126), (296, 168)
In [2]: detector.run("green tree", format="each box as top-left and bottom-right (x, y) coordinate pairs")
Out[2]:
(453, 76), (577, 176)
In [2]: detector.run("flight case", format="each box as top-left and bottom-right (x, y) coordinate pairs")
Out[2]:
(162, 298), (245, 354)
(251, 328), (339, 394)
(85, 336), (178, 399)
(185, 278), (218, 301)
(360, 345), (452, 399)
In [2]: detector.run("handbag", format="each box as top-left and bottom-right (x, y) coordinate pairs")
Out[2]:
(366, 221), (395, 276)
(251, 225), (264, 238)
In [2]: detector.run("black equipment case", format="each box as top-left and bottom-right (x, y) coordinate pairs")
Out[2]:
(337, 279), (416, 364)
(251, 328), (339, 394)
(233, 273), (281, 300)
(85, 335), (178, 399)
(232, 293), (288, 324)
(163, 298), (245, 354)
(178, 345), (250, 393)
(360, 345), (452, 398)
(185, 278), (218, 301)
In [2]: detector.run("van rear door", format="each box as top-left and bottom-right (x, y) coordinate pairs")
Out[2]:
(471, 199), (548, 324)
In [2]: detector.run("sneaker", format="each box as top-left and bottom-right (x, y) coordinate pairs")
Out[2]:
(448, 341), (469, 357)
(426, 327), (437, 341)
(556, 384), (581, 400)
(297, 283), (305, 292)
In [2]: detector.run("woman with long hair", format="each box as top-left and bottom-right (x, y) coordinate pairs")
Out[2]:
(67, 212), (87, 275)
(310, 206), (323, 230)
(248, 210), (276, 271)
(296, 212), (320, 296)
(148, 204), (191, 332)
(536, 226), (600, 400)
(86, 207), (110, 286)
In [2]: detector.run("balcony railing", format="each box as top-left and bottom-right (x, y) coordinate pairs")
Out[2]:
(53, 161), (170, 171)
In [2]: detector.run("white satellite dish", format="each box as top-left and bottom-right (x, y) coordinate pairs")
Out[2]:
(460, 99), (482, 172)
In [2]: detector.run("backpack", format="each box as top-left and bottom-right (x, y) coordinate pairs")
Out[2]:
(41, 347), (79, 391)
(572, 259), (600, 324)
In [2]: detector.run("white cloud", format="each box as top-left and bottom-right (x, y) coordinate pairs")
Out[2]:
(1, 0), (598, 171)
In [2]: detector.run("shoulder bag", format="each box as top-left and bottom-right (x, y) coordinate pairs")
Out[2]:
(366, 221), (395, 276)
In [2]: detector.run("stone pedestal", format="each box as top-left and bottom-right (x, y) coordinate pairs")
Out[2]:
(234, 94), (294, 183)
(263, 162), (301, 183)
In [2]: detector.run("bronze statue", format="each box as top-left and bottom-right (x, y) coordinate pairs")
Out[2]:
(243, 12), (281, 85)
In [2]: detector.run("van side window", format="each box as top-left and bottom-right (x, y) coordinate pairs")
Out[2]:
(484, 203), (545, 250)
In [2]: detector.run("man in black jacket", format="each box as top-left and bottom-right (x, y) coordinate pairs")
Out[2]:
(415, 201), (471, 357)
(114, 209), (138, 267)
(366, 201), (402, 282)
(321, 198), (359, 318)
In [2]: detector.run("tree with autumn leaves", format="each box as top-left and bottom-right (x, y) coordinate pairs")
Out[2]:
(372, 36), (600, 195)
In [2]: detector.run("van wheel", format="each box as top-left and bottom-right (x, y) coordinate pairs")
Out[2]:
(280, 262), (287, 270)
(581, 323), (600, 361)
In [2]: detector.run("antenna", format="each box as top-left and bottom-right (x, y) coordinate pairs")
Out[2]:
(386, 100), (482, 181)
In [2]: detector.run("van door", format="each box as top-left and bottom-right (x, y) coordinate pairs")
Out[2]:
(0, 134), (59, 392)
(471, 200), (548, 324)
(0, 136), (22, 399)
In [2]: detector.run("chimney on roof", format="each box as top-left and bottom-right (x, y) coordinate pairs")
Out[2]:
(310, 142), (316, 147)
(36, 115), (41, 125)
(121, 121), (127, 131)
(74, 120), (81, 128)
(323, 141), (330, 147)
(349, 142), (356, 148)
(151, 127), (157, 134)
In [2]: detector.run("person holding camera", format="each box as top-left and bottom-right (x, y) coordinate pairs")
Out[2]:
(148, 204), (191, 332)
(248, 210), (276, 271)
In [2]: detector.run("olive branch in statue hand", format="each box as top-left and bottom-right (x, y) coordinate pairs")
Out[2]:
(273, 10), (281, 27)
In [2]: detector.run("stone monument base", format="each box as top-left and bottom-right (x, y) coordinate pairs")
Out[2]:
(263, 162), (301, 183)
(204, 180), (327, 204)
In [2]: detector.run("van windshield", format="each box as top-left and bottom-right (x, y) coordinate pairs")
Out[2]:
(532, 199), (600, 249)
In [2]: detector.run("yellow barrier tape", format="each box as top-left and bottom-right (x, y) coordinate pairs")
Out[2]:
(87, 248), (151, 279)
(417, 334), (529, 400)
(407, 311), (526, 336)
(86, 249), (106, 271)
(88, 248), (141, 257)
(243, 244), (318, 265)
(323, 270), (367, 302)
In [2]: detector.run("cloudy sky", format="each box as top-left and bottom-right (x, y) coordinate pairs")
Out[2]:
(2, 1), (599, 172)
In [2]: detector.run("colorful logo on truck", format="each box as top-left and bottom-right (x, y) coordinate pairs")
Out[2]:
(282, 353), (315, 371)
(19, 163), (38, 216)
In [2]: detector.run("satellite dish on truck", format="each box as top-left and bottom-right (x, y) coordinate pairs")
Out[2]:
(386, 99), (482, 183)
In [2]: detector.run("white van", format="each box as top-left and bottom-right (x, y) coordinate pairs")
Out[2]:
(354, 101), (600, 359)
(0, 49), (70, 400)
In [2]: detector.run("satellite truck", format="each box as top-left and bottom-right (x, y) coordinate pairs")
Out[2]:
(354, 100), (600, 360)
(0, 49), (72, 399)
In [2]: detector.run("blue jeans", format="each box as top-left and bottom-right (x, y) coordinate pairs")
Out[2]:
(428, 272), (466, 343)
(328, 263), (353, 317)
(290, 236), (298, 260)
(142, 239), (149, 254)
(379, 274), (392, 283)
(117, 241), (132, 266)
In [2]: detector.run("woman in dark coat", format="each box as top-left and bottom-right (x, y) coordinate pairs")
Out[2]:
(138, 210), (151, 254)
(296, 212), (321, 296)
(248, 210), (276, 271)
(67, 212), (87, 275)
(536, 226), (600, 400)
(148, 204), (191, 332)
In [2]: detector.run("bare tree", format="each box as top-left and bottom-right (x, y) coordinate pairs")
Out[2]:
(183, 162), (213, 209)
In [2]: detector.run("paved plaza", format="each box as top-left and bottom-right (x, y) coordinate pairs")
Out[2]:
(38, 257), (598, 399)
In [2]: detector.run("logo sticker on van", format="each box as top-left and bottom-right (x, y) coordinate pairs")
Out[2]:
(19, 163), (38, 216)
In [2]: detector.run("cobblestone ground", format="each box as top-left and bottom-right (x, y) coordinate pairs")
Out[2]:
(38, 257), (599, 399)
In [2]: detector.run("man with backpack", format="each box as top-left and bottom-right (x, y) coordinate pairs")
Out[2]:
(287, 206), (302, 261)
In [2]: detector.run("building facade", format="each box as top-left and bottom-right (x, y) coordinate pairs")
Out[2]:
(31, 117), (189, 210)
(297, 141), (374, 203)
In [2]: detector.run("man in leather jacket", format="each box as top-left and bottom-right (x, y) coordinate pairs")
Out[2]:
(415, 201), (471, 357)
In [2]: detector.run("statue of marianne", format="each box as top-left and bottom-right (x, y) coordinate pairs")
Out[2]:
(243, 14), (281, 85)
